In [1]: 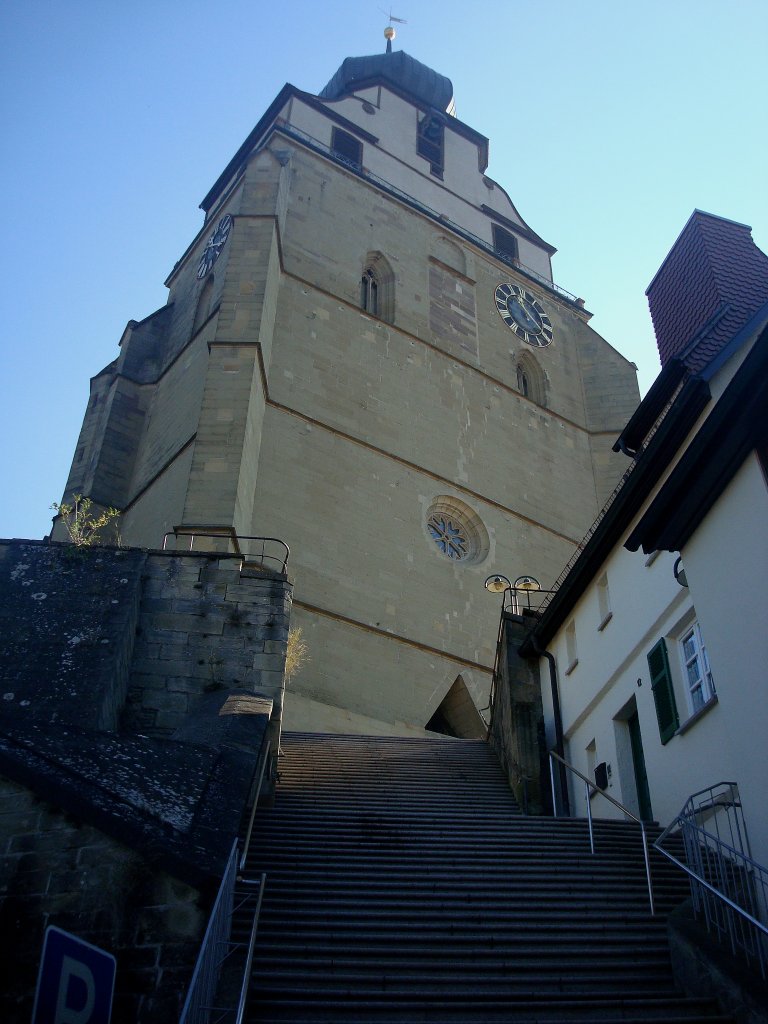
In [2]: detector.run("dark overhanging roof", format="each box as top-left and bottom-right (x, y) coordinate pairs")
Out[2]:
(626, 319), (768, 553)
(613, 358), (686, 456)
(519, 374), (712, 655)
(522, 300), (768, 654)
(199, 52), (487, 218)
(200, 83), (295, 215)
(320, 50), (454, 112)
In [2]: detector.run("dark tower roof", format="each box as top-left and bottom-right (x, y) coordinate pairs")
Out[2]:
(319, 50), (454, 112)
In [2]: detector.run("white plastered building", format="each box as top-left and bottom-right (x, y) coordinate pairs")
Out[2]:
(522, 211), (768, 867)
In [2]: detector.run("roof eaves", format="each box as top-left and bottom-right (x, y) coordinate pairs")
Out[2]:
(626, 323), (768, 553)
(200, 83), (298, 213)
(699, 300), (768, 383)
(481, 204), (557, 257)
(613, 358), (687, 455)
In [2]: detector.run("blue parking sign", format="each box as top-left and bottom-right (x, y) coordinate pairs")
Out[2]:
(32, 925), (116, 1024)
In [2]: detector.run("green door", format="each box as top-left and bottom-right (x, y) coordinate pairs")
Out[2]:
(628, 711), (653, 822)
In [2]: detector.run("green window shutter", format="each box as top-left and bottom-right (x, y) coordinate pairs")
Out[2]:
(647, 638), (679, 744)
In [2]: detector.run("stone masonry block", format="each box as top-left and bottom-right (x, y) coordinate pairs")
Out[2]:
(166, 677), (208, 695)
(170, 598), (220, 615)
(252, 653), (286, 674)
(254, 669), (285, 692)
(131, 658), (170, 677)
(139, 597), (176, 614)
(149, 612), (225, 635)
(129, 672), (168, 691)
(147, 692), (188, 713)
(153, 711), (184, 731)
(264, 639), (287, 655)
(159, 643), (192, 660)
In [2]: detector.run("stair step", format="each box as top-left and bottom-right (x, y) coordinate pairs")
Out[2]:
(237, 732), (724, 1023)
(252, 962), (671, 978)
(245, 921), (669, 942)
(248, 994), (728, 1022)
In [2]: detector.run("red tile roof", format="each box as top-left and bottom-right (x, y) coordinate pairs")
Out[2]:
(646, 211), (768, 372)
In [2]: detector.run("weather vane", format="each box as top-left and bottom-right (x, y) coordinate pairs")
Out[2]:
(381, 8), (407, 51)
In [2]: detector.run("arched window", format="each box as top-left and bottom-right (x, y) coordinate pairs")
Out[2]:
(516, 352), (547, 407)
(360, 269), (378, 317)
(360, 252), (395, 323)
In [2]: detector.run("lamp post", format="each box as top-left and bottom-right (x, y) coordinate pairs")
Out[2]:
(484, 574), (541, 614)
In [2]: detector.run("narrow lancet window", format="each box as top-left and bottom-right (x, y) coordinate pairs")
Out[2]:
(361, 269), (379, 316)
(360, 253), (395, 323)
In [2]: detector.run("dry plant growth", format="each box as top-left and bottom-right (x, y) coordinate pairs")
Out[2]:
(285, 626), (309, 682)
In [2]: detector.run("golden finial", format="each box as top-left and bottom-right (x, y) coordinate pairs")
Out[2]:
(382, 9), (406, 52)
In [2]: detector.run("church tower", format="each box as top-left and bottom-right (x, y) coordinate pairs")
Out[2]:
(56, 39), (639, 735)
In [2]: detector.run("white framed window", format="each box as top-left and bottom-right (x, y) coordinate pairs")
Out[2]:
(597, 573), (612, 630)
(679, 621), (715, 713)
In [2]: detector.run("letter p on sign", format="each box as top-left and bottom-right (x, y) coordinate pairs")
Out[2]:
(33, 926), (116, 1024)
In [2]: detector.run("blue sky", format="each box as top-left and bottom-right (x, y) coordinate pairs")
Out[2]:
(1, 0), (766, 540)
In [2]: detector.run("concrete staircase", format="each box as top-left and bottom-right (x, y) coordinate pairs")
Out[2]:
(238, 731), (732, 1023)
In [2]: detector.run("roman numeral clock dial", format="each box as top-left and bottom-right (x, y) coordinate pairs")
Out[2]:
(196, 214), (233, 279)
(494, 283), (553, 347)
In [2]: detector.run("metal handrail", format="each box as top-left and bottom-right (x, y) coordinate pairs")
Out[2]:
(655, 782), (768, 976)
(179, 840), (239, 1024)
(549, 750), (655, 915)
(162, 529), (290, 574)
(234, 874), (267, 1024)
(239, 740), (272, 873)
(655, 828), (768, 936)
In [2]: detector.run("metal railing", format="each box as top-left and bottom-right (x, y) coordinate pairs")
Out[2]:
(655, 782), (768, 977)
(234, 874), (267, 1024)
(239, 741), (272, 873)
(271, 121), (582, 307)
(162, 528), (290, 574)
(179, 840), (239, 1024)
(501, 584), (556, 617)
(549, 751), (655, 915)
(180, 739), (274, 1022)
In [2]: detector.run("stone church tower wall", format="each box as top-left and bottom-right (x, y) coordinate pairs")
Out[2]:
(55, 51), (640, 736)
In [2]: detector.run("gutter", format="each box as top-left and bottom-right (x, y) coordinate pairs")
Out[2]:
(528, 634), (570, 816)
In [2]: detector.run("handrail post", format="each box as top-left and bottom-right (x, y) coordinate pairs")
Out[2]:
(234, 873), (267, 1024)
(549, 753), (558, 817)
(641, 822), (655, 916)
(585, 780), (595, 855)
(240, 741), (271, 873)
(549, 748), (656, 914)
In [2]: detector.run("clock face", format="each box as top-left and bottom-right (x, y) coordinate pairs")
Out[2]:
(495, 283), (553, 347)
(196, 214), (233, 279)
